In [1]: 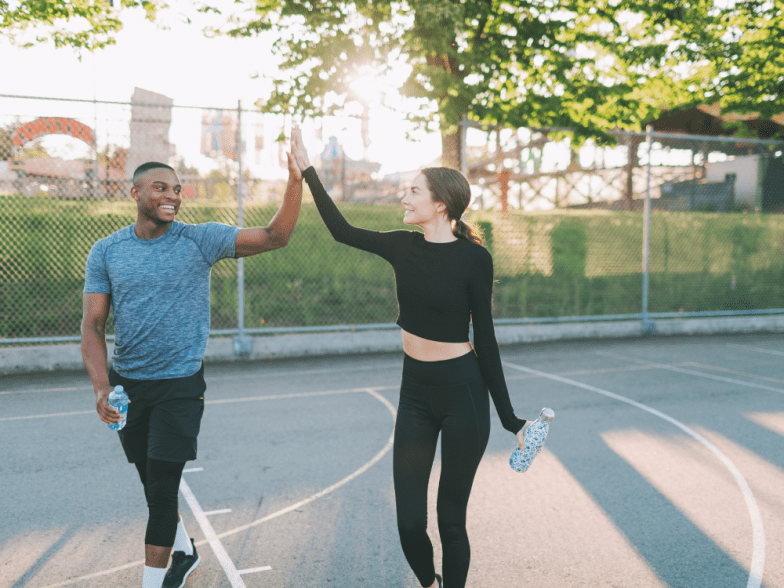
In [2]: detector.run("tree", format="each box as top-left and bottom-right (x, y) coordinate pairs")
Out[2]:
(0, 0), (163, 50)
(219, 0), (741, 167)
(690, 0), (784, 123)
(6, 0), (781, 159)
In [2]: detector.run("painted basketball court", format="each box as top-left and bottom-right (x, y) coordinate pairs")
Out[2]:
(1, 333), (782, 587)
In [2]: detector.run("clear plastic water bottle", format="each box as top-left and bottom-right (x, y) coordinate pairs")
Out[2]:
(509, 407), (554, 473)
(107, 385), (129, 431)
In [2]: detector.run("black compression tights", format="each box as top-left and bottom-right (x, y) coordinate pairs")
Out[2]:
(394, 352), (490, 588)
(133, 457), (186, 548)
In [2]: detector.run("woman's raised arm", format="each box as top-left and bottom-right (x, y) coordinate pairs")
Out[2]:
(292, 127), (401, 258)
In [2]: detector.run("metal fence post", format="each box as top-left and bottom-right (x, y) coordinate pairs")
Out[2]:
(93, 92), (99, 199)
(233, 100), (252, 355)
(642, 124), (655, 334)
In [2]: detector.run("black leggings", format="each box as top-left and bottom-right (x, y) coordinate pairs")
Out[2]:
(394, 352), (490, 588)
(133, 457), (185, 548)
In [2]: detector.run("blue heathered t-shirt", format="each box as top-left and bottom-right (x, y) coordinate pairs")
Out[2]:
(84, 221), (240, 380)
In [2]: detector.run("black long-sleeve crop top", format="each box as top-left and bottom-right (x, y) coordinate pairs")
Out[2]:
(303, 167), (524, 434)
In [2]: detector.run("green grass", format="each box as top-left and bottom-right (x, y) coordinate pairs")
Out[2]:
(476, 208), (784, 318)
(1, 193), (783, 340)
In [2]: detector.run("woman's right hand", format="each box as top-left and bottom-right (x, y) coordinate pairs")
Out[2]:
(290, 125), (312, 172)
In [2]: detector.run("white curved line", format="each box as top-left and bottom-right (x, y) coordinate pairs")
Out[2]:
(203, 388), (396, 543)
(37, 387), (396, 587)
(503, 360), (765, 588)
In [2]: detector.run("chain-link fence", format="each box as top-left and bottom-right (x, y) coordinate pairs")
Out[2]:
(466, 127), (784, 325)
(1, 92), (783, 346)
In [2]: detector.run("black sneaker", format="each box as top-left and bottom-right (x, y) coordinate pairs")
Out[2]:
(162, 539), (200, 588)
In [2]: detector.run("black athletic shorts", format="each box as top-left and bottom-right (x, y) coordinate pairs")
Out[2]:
(108, 363), (206, 464)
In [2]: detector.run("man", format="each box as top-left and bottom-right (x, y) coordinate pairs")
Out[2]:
(81, 129), (304, 588)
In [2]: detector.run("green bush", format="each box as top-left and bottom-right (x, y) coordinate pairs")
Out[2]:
(476, 220), (493, 254)
(550, 220), (587, 279)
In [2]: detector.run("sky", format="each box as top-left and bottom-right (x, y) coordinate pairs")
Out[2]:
(0, 2), (443, 178)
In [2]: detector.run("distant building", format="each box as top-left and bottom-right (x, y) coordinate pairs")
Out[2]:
(646, 105), (784, 211)
(125, 88), (173, 179)
(318, 136), (381, 196)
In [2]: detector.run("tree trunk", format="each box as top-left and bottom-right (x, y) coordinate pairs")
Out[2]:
(441, 128), (460, 169)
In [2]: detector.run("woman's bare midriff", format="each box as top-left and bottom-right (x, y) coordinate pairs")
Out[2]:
(401, 329), (473, 362)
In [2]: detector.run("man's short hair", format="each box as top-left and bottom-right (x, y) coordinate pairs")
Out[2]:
(133, 162), (176, 186)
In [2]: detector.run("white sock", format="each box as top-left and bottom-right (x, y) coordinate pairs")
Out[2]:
(173, 518), (194, 555)
(142, 565), (166, 588)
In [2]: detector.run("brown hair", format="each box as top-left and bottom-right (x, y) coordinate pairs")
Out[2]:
(420, 167), (483, 245)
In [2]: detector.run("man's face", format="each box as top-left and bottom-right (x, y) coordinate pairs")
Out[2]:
(131, 168), (182, 225)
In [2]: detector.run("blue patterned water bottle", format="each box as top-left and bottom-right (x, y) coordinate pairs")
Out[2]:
(107, 385), (129, 431)
(509, 408), (554, 473)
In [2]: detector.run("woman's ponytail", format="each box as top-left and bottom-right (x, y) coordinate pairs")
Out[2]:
(452, 217), (483, 245)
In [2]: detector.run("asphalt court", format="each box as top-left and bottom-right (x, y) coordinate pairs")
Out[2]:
(1, 332), (783, 588)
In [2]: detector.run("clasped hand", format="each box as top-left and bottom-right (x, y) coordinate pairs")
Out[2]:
(287, 125), (312, 179)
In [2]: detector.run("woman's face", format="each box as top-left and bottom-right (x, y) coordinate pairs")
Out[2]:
(402, 174), (446, 226)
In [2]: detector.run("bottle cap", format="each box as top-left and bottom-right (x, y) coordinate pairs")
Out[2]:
(114, 385), (124, 392)
(539, 407), (554, 422)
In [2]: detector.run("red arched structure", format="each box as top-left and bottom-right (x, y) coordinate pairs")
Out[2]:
(12, 117), (95, 148)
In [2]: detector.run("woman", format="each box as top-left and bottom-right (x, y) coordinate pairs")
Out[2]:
(290, 128), (530, 588)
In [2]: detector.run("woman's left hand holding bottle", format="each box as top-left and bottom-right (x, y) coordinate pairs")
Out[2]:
(515, 423), (528, 450)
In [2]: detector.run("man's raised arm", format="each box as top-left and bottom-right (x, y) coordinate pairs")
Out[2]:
(234, 130), (304, 258)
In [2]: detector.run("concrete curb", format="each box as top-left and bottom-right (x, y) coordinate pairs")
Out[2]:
(1, 315), (782, 377)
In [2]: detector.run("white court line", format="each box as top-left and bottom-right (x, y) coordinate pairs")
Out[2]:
(0, 362), (401, 396)
(0, 362), (648, 396)
(205, 386), (396, 406)
(683, 362), (784, 386)
(0, 386), (84, 396)
(0, 385), (398, 422)
(204, 363), (400, 384)
(503, 360), (766, 588)
(0, 361), (650, 397)
(179, 477), (249, 588)
(0, 409), (94, 422)
(204, 508), (233, 516)
(595, 351), (784, 394)
(727, 344), (784, 357)
(36, 386), (398, 587)
(0, 363), (658, 397)
(238, 566), (272, 575)
(197, 388), (397, 544)
(183, 467), (204, 473)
